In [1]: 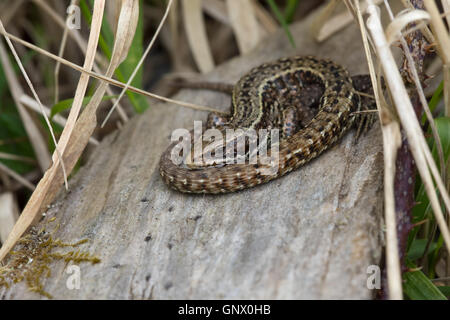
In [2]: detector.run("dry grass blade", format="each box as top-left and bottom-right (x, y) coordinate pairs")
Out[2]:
(311, 0), (337, 41)
(31, 0), (107, 67)
(19, 95), (100, 146)
(0, 193), (19, 244)
(384, 2), (447, 207)
(353, 0), (403, 300)
(0, 29), (225, 115)
(51, 0), (79, 105)
(226, 0), (261, 54)
(102, 0), (174, 128)
(366, 0), (450, 260)
(385, 9), (431, 43)
(55, 0), (105, 159)
(313, 0), (383, 42)
(0, 40), (51, 172)
(181, 0), (214, 73)
(252, 0), (278, 34)
(399, 0), (436, 44)
(0, 162), (35, 192)
(202, 0), (230, 25)
(0, 0), (25, 26)
(424, 0), (450, 117)
(168, 0), (181, 70)
(0, 152), (35, 164)
(0, 19), (68, 190)
(0, 0), (106, 263)
(442, 0), (450, 29)
(32, 0), (128, 124)
(382, 121), (403, 299)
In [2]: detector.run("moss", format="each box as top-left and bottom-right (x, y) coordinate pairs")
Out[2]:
(0, 221), (100, 299)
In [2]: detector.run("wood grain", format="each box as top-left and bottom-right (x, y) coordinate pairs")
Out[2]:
(1, 8), (384, 300)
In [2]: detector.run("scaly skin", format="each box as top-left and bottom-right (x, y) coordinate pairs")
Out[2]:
(159, 56), (361, 194)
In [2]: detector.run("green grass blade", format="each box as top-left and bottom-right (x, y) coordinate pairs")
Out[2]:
(80, 0), (149, 113)
(407, 239), (437, 260)
(266, 0), (296, 48)
(51, 96), (117, 118)
(438, 286), (450, 298)
(403, 260), (447, 300)
(284, 0), (300, 24)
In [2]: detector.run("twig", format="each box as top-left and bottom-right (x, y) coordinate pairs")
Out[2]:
(0, 27), (226, 115)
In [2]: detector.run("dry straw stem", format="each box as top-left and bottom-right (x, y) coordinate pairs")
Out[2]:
(424, 0), (450, 117)
(34, 0), (127, 124)
(1, 172), (41, 194)
(442, 0), (450, 28)
(201, 0), (277, 35)
(168, 1), (179, 50)
(55, 0), (105, 160)
(226, 0), (261, 54)
(0, 0), (25, 26)
(0, 0), (195, 264)
(365, 0), (450, 263)
(0, 40), (51, 172)
(37, 0), (128, 123)
(0, 0), (107, 263)
(202, 0), (230, 25)
(382, 120), (403, 300)
(311, 0), (339, 41)
(19, 95), (100, 146)
(312, 0), (383, 42)
(102, 0), (174, 128)
(52, 0), (79, 105)
(440, 0), (450, 22)
(30, 0), (108, 68)
(0, 152), (35, 164)
(0, 193), (19, 244)
(384, 3), (446, 196)
(0, 162), (35, 192)
(0, 29), (225, 115)
(251, 0), (279, 34)
(353, 0), (403, 300)
(0, 18), (69, 188)
(399, 0), (436, 44)
(182, 0), (214, 73)
(384, 8), (431, 40)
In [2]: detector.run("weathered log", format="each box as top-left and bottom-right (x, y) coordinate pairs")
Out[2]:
(1, 9), (384, 299)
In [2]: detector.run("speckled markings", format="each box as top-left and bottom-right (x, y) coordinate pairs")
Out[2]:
(159, 56), (361, 194)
